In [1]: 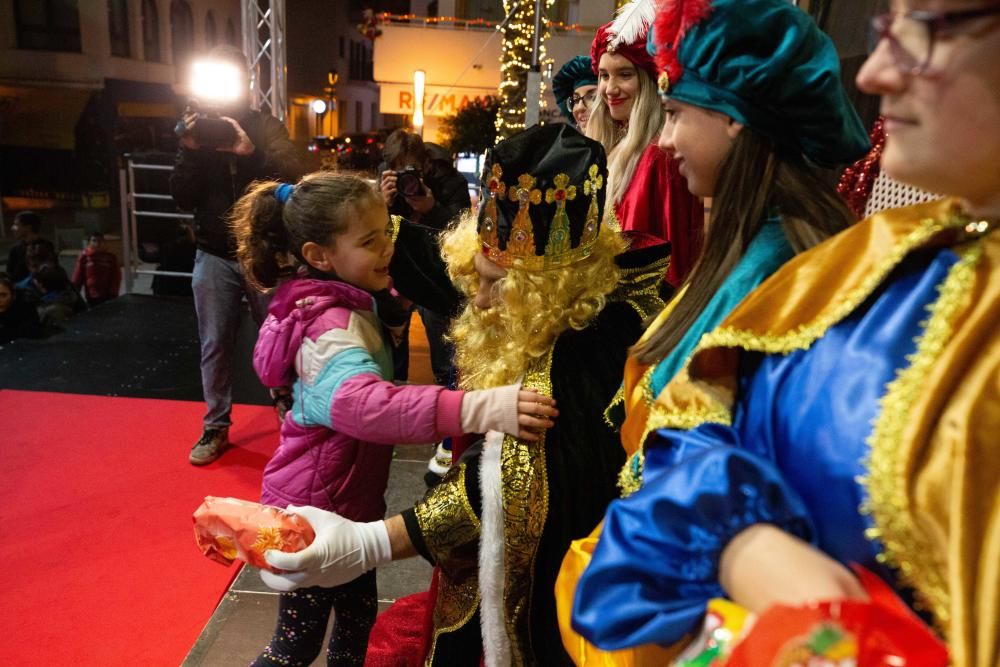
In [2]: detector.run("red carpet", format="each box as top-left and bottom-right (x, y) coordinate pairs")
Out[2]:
(0, 390), (278, 666)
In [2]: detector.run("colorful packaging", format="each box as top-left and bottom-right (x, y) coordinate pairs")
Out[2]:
(192, 496), (315, 573)
(674, 567), (948, 667)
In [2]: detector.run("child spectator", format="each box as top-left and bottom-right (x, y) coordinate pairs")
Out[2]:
(228, 171), (557, 666)
(0, 273), (41, 344)
(33, 264), (83, 331)
(71, 232), (121, 306)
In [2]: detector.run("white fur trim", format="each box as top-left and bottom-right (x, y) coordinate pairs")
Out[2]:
(479, 430), (511, 667)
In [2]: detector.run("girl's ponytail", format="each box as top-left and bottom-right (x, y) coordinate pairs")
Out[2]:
(230, 180), (290, 291)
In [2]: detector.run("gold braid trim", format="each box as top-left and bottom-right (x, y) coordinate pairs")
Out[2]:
(602, 383), (625, 429)
(502, 347), (555, 665)
(616, 362), (732, 496)
(416, 463), (483, 662)
(697, 215), (968, 354)
(602, 255), (671, 429)
(389, 214), (402, 243)
(617, 399), (733, 497)
(414, 462), (481, 559)
(860, 240), (982, 637)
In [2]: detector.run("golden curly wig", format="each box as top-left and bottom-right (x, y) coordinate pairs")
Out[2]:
(440, 212), (628, 390)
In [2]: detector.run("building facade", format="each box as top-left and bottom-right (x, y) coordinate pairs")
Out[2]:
(0, 0), (241, 231)
(372, 0), (615, 144)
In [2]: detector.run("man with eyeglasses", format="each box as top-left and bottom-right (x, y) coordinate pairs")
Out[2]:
(563, 0), (1000, 664)
(552, 55), (599, 130)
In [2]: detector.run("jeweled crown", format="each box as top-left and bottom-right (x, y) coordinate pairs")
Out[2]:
(478, 123), (608, 270)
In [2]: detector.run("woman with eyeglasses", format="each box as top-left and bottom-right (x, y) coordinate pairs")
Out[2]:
(587, 0), (704, 289)
(567, 0), (1000, 664)
(552, 55), (598, 129)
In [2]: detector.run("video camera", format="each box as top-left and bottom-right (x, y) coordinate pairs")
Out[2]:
(174, 58), (245, 150)
(395, 166), (424, 198)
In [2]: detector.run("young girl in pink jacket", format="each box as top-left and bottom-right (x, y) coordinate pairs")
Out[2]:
(230, 171), (556, 666)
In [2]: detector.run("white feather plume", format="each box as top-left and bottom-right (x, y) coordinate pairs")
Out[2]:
(608, 0), (658, 50)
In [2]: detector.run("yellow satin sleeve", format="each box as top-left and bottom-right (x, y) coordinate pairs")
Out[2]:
(555, 521), (684, 666)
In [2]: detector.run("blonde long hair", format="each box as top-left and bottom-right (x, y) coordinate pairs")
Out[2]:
(585, 66), (663, 210)
(440, 214), (628, 390)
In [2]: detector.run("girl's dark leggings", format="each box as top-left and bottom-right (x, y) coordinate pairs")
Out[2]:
(250, 569), (378, 667)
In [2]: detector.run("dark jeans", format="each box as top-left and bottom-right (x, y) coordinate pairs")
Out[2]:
(417, 306), (456, 387)
(251, 570), (378, 667)
(393, 307), (455, 386)
(191, 249), (270, 427)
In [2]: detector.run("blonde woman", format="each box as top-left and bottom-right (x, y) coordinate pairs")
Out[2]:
(587, 0), (703, 287)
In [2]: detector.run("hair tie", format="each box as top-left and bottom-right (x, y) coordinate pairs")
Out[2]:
(274, 183), (295, 204)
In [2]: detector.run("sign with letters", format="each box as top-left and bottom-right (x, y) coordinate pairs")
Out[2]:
(380, 83), (496, 118)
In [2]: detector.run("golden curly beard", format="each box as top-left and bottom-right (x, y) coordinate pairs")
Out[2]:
(439, 212), (628, 391)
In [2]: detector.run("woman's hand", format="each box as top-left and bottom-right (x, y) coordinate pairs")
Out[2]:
(719, 524), (867, 613)
(515, 390), (557, 441)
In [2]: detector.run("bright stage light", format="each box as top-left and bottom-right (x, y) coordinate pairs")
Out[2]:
(189, 59), (244, 105)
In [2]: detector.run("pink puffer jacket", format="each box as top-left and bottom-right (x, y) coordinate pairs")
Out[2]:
(254, 278), (465, 521)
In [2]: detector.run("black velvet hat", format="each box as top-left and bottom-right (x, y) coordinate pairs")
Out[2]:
(479, 123), (607, 270)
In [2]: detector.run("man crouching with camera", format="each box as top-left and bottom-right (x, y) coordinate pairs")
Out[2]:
(170, 44), (304, 466)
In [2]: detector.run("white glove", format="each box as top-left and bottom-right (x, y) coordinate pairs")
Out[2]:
(259, 505), (392, 592)
(460, 383), (521, 435)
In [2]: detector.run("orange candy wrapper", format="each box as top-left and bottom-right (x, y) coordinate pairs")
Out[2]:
(192, 496), (315, 573)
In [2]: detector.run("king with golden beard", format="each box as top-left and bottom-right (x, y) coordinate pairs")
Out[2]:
(259, 124), (675, 666)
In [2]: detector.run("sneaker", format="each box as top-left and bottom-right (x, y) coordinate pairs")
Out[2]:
(189, 427), (229, 466)
(427, 442), (452, 477)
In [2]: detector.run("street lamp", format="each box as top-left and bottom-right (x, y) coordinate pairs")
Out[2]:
(311, 98), (328, 135)
(413, 69), (426, 138)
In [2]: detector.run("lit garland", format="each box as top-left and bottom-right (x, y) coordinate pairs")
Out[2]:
(374, 12), (595, 33)
(495, 0), (556, 141)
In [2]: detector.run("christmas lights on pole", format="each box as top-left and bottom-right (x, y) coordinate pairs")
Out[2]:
(496, 0), (555, 141)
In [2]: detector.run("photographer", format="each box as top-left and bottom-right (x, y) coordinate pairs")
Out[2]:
(170, 44), (304, 466)
(379, 131), (470, 482)
(379, 130), (470, 230)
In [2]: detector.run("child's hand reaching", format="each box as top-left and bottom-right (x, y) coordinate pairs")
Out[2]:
(460, 385), (557, 441)
(515, 390), (558, 441)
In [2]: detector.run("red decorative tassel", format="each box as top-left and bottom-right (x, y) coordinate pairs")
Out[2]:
(837, 116), (886, 218)
(653, 0), (713, 85)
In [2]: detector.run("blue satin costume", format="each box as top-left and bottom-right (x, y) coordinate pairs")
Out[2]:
(572, 245), (960, 650)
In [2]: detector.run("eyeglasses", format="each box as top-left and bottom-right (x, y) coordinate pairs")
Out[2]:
(868, 6), (1000, 74)
(568, 91), (597, 108)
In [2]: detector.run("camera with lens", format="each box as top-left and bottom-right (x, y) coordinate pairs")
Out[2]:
(174, 98), (238, 150)
(395, 166), (424, 198)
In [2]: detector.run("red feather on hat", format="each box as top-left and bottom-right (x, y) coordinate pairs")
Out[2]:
(654, 0), (712, 86)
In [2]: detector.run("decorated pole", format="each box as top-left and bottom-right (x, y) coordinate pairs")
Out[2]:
(496, 0), (554, 140)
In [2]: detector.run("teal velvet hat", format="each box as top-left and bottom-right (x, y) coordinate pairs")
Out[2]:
(647, 0), (869, 167)
(552, 56), (598, 121)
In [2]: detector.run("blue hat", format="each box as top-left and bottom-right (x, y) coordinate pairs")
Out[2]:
(647, 0), (870, 167)
(552, 56), (598, 122)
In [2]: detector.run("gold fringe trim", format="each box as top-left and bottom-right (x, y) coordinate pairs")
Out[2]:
(860, 240), (982, 637)
(603, 383), (625, 430)
(697, 215), (969, 355)
(616, 401), (733, 496)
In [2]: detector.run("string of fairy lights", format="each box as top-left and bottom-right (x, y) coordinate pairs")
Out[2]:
(496, 0), (556, 140)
